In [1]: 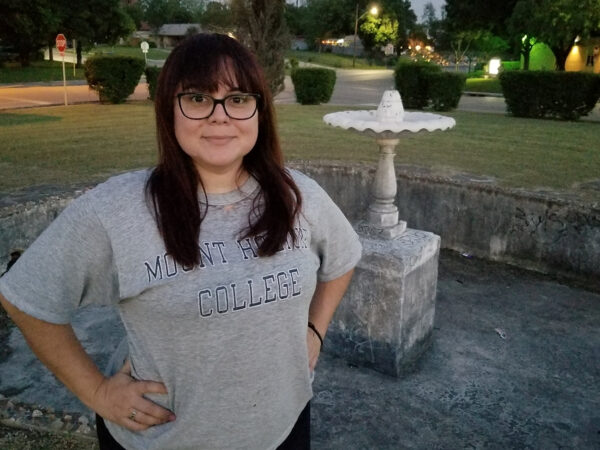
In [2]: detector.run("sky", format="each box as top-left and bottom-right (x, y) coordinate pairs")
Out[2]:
(410, 0), (445, 21)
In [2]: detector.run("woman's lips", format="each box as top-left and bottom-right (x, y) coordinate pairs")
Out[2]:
(203, 136), (235, 144)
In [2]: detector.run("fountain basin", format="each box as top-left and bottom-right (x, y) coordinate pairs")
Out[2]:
(323, 110), (456, 138)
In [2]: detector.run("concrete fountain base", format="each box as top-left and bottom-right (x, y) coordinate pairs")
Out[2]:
(325, 228), (440, 377)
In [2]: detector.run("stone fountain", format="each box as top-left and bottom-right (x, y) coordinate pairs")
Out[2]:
(322, 91), (455, 377)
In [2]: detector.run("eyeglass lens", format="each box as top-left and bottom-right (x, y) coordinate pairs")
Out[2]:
(179, 93), (258, 120)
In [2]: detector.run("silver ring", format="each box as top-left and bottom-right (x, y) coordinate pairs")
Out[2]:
(128, 409), (137, 421)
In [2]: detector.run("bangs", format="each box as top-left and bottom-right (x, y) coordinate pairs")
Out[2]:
(176, 44), (258, 95)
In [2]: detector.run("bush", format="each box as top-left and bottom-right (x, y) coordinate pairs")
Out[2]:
(84, 56), (145, 104)
(499, 71), (600, 120)
(394, 59), (441, 109)
(291, 68), (336, 105)
(145, 66), (161, 100)
(501, 61), (521, 71)
(426, 72), (466, 111)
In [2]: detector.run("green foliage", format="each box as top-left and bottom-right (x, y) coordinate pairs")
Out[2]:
(393, 59), (441, 109)
(359, 13), (399, 54)
(499, 70), (600, 120)
(501, 61), (520, 71)
(444, 0), (519, 38)
(84, 56), (145, 104)
(290, 68), (336, 105)
(143, 0), (195, 30)
(0, 0), (59, 67)
(426, 72), (466, 111)
(527, 42), (556, 71)
(145, 66), (161, 100)
(198, 1), (233, 32)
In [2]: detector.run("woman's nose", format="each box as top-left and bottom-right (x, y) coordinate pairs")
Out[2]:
(209, 102), (229, 122)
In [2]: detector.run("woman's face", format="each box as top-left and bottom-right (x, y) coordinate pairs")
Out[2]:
(173, 79), (259, 180)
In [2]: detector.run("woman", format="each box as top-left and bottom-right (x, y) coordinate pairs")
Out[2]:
(0, 34), (361, 449)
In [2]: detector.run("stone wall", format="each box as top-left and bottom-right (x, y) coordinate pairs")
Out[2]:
(289, 162), (600, 291)
(1, 162), (598, 290)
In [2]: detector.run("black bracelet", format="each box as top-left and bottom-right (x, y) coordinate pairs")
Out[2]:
(308, 322), (324, 348)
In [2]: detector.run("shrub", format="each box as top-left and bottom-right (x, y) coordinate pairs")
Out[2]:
(84, 56), (145, 104)
(501, 61), (520, 71)
(499, 71), (600, 120)
(426, 72), (466, 111)
(394, 59), (441, 109)
(291, 68), (336, 105)
(145, 66), (161, 100)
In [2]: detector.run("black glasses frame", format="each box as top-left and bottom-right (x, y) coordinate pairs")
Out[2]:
(176, 93), (261, 120)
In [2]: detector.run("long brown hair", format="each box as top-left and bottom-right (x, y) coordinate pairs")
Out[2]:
(147, 33), (302, 268)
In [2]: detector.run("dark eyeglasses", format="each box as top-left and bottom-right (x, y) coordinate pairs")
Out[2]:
(176, 92), (260, 120)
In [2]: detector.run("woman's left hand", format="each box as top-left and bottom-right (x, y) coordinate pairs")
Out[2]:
(307, 327), (321, 372)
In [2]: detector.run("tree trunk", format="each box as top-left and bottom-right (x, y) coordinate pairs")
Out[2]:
(48, 44), (53, 62)
(523, 50), (530, 70)
(76, 40), (83, 67)
(18, 50), (30, 67)
(552, 46), (569, 71)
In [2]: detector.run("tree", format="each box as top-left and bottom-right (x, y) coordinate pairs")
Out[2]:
(472, 30), (510, 61)
(508, 0), (600, 70)
(198, 1), (233, 33)
(0, 0), (59, 66)
(231, 0), (289, 95)
(507, 0), (541, 70)
(444, 0), (519, 39)
(380, 0), (416, 51)
(359, 13), (398, 55)
(302, 0), (355, 49)
(449, 30), (480, 70)
(284, 4), (312, 38)
(142, 0), (195, 31)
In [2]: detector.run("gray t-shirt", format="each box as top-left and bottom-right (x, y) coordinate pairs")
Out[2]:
(0, 169), (362, 450)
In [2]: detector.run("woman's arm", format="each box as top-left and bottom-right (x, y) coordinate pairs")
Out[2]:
(0, 294), (175, 431)
(306, 269), (354, 371)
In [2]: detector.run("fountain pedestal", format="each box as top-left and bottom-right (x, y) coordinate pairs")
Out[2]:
(323, 90), (455, 377)
(325, 229), (440, 376)
(362, 138), (407, 239)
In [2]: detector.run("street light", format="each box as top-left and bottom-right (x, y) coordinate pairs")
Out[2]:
(353, 3), (378, 68)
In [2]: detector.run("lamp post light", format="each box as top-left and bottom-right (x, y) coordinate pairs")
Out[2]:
(353, 3), (378, 68)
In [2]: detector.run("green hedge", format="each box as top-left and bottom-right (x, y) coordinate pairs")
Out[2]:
(84, 56), (145, 104)
(501, 61), (521, 71)
(291, 68), (336, 105)
(145, 66), (161, 100)
(499, 71), (600, 120)
(394, 59), (441, 109)
(426, 72), (466, 111)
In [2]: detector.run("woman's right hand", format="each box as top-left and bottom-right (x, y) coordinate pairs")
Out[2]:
(92, 360), (176, 431)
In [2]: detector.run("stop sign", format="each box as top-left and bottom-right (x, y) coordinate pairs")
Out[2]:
(56, 34), (67, 54)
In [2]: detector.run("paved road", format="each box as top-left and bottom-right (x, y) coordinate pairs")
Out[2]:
(1, 68), (599, 120)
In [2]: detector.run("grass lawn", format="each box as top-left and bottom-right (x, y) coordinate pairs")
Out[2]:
(465, 77), (503, 94)
(90, 45), (170, 60)
(287, 50), (388, 70)
(1, 103), (599, 203)
(0, 61), (86, 84)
